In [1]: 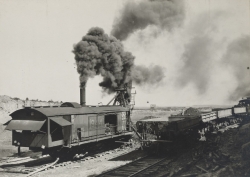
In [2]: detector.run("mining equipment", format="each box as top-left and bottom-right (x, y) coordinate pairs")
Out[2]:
(4, 82), (136, 158)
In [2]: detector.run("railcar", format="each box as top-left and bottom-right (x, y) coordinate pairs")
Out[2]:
(233, 97), (250, 116)
(6, 104), (131, 151)
(231, 97), (250, 124)
(233, 107), (247, 116)
(135, 97), (250, 145)
(5, 83), (136, 158)
(136, 107), (202, 141)
(200, 111), (217, 122)
(217, 109), (233, 118)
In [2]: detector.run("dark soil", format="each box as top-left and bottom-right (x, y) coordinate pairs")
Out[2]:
(154, 122), (250, 177)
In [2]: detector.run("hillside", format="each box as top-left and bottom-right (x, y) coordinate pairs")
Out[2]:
(0, 95), (61, 125)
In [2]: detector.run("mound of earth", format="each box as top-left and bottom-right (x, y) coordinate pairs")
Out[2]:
(156, 122), (250, 177)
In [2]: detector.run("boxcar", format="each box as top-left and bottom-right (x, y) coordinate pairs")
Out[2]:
(5, 102), (133, 153)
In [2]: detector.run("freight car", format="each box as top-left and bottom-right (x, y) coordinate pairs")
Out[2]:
(233, 97), (250, 117)
(5, 84), (135, 158)
(136, 107), (202, 141)
(136, 97), (250, 144)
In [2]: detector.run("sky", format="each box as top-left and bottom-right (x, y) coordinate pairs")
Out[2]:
(0, 0), (250, 107)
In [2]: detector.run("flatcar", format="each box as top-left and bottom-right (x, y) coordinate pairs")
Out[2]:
(5, 84), (135, 158)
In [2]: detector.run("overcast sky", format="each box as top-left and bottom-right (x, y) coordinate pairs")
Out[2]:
(0, 0), (249, 107)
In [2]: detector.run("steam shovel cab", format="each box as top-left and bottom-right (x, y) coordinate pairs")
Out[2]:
(5, 102), (133, 157)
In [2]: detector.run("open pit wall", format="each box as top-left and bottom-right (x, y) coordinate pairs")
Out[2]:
(0, 95), (60, 125)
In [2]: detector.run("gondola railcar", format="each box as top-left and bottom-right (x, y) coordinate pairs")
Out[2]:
(135, 97), (250, 145)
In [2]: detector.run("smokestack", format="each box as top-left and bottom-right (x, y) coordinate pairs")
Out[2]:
(80, 86), (86, 106)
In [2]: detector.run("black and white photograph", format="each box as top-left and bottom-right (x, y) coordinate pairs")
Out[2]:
(0, 0), (250, 176)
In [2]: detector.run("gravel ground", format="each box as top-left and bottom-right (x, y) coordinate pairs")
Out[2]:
(0, 144), (146, 177)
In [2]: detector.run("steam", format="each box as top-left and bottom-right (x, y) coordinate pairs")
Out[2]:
(222, 35), (250, 100)
(111, 0), (185, 40)
(73, 27), (165, 93)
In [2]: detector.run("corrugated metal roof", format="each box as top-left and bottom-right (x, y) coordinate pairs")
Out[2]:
(10, 106), (129, 117)
(50, 117), (72, 126)
(5, 120), (46, 131)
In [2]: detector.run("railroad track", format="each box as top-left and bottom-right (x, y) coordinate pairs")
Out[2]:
(97, 155), (171, 177)
(0, 145), (138, 176)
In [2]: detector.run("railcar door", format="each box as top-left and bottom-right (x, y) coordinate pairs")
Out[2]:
(104, 114), (117, 134)
(121, 112), (127, 131)
(62, 126), (71, 146)
(97, 115), (105, 135)
(117, 112), (126, 132)
(50, 117), (72, 146)
(88, 116), (97, 137)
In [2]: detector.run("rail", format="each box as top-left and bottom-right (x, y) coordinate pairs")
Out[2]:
(96, 155), (170, 177)
(128, 157), (168, 177)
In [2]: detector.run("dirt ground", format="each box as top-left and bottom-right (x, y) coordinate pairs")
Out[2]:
(37, 149), (146, 177)
(152, 122), (250, 177)
(0, 146), (146, 177)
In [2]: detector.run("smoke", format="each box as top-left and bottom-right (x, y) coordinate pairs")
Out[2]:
(222, 35), (250, 101)
(175, 12), (226, 95)
(73, 27), (165, 93)
(111, 0), (185, 40)
(73, 27), (134, 92)
(175, 10), (250, 102)
(132, 65), (165, 86)
(72, 0), (186, 94)
(176, 36), (213, 94)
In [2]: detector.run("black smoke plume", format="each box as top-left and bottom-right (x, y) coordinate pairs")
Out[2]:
(73, 27), (165, 93)
(73, 27), (134, 92)
(111, 0), (185, 40)
(222, 35), (250, 101)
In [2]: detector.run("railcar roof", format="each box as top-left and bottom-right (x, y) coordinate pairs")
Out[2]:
(139, 117), (169, 122)
(11, 106), (129, 117)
